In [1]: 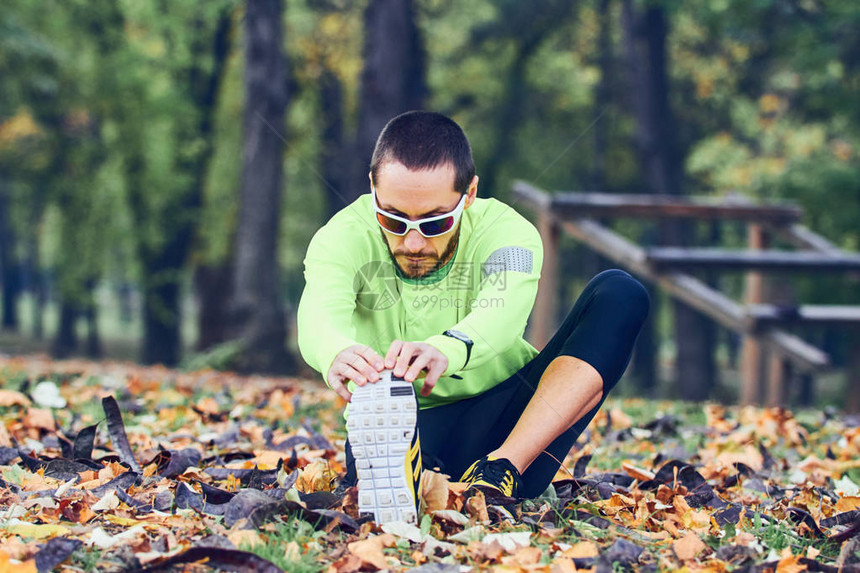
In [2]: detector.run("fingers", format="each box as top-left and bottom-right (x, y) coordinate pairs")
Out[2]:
(404, 352), (430, 382)
(355, 345), (385, 376)
(420, 356), (448, 397)
(393, 342), (417, 377)
(384, 340), (403, 369)
(329, 378), (353, 402)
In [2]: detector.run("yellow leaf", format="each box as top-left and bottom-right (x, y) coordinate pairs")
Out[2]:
(104, 514), (146, 527)
(295, 460), (336, 493)
(2, 523), (70, 541)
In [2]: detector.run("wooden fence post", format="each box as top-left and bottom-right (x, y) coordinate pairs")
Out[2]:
(741, 224), (769, 404)
(531, 207), (559, 350)
(848, 327), (860, 413)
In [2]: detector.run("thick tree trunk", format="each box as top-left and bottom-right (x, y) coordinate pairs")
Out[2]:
(141, 275), (181, 365)
(347, 0), (426, 202)
(622, 0), (716, 401)
(320, 67), (346, 221)
(0, 187), (20, 331)
(227, 0), (292, 374)
(52, 302), (77, 358)
(194, 263), (232, 351)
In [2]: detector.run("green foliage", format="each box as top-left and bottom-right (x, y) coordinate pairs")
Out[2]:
(2, 0), (859, 369)
(181, 340), (244, 372)
(239, 516), (324, 572)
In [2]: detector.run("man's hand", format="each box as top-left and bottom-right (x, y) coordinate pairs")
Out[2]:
(385, 340), (448, 397)
(327, 344), (385, 402)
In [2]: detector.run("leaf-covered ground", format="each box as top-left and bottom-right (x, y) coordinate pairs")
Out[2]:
(1, 355), (859, 573)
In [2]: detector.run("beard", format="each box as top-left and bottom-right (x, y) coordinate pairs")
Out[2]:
(382, 227), (461, 279)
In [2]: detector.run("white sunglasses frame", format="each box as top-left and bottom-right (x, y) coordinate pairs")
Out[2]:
(371, 186), (467, 238)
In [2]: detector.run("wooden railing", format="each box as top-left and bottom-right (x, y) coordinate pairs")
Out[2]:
(513, 181), (860, 409)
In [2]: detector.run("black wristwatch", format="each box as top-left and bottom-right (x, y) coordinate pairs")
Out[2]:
(443, 329), (473, 368)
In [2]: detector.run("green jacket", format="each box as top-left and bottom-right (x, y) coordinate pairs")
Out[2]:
(297, 193), (543, 409)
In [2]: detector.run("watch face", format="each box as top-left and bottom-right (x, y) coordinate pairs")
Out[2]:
(446, 330), (472, 344)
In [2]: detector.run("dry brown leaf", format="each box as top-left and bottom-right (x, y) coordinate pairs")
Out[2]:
(835, 496), (860, 513)
(502, 546), (543, 566)
(0, 390), (31, 407)
(673, 532), (708, 561)
(421, 469), (451, 512)
(561, 541), (599, 558)
(550, 558), (578, 573)
(295, 459), (336, 493)
(622, 461), (656, 481)
(464, 490), (489, 522)
(327, 553), (362, 573)
(347, 533), (396, 570)
(23, 408), (55, 431)
(775, 555), (807, 573)
(0, 551), (37, 573)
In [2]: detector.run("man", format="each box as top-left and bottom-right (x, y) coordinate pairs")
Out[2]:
(297, 111), (649, 523)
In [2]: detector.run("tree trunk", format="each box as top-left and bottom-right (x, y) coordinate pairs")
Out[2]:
(621, 0), (716, 401)
(52, 302), (77, 358)
(126, 5), (232, 365)
(348, 0), (426, 202)
(141, 272), (181, 365)
(227, 0), (292, 374)
(194, 263), (232, 351)
(0, 187), (20, 331)
(480, 39), (538, 199)
(320, 67), (346, 221)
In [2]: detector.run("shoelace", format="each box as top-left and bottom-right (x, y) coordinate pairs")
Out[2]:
(476, 459), (519, 495)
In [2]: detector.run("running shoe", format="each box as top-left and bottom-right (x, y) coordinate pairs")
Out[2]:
(346, 370), (422, 523)
(461, 455), (523, 522)
(460, 455), (522, 498)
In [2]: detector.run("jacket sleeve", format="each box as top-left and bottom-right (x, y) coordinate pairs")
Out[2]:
(296, 224), (360, 386)
(424, 215), (543, 377)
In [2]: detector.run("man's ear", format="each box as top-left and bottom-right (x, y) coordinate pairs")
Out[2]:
(465, 176), (479, 208)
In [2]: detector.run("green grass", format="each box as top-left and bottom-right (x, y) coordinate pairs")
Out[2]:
(239, 516), (327, 572)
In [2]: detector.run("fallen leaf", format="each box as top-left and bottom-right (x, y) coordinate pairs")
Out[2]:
(622, 461), (656, 481)
(347, 533), (396, 570)
(775, 555), (807, 573)
(483, 531), (531, 553)
(561, 541), (600, 558)
(673, 532), (708, 561)
(0, 551), (37, 573)
(421, 469), (451, 511)
(0, 390), (31, 407)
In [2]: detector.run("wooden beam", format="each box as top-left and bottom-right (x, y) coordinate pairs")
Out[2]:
(558, 218), (828, 372)
(644, 248), (860, 272)
(773, 223), (843, 255)
(746, 305), (860, 329)
(512, 181), (803, 224)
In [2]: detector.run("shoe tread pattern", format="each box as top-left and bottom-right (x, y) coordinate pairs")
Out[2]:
(347, 371), (418, 524)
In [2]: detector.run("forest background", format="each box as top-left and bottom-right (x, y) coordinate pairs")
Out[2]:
(1, 0), (858, 408)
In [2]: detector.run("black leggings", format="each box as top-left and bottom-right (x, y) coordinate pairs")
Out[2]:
(345, 269), (650, 498)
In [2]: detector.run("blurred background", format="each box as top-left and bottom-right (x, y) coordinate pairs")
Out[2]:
(0, 0), (857, 407)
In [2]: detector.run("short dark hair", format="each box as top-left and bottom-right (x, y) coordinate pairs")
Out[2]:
(370, 111), (475, 194)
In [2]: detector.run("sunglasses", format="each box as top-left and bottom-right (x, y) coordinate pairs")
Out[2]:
(372, 186), (466, 238)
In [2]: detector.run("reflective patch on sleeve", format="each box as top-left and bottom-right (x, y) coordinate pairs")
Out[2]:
(482, 246), (534, 277)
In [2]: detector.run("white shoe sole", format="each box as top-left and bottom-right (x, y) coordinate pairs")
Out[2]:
(347, 370), (419, 524)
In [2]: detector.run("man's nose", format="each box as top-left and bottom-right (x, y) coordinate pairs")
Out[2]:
(403, 229), (426, 252)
